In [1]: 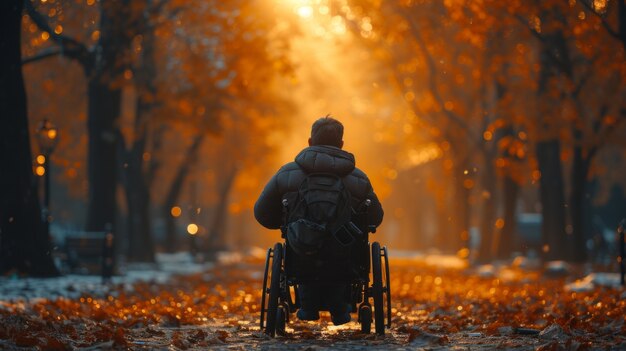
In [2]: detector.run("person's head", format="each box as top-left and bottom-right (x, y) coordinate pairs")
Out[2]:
(308, 115), (344, 149)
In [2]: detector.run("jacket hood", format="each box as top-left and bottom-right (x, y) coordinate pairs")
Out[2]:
(295, 145), (356, 176)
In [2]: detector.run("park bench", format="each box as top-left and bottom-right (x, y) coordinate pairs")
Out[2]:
(64, 230), (114, 276)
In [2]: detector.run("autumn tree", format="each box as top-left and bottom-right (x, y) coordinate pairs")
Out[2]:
(337, 0), (626, 263)
(24, 0), (137, 234)
(579, 0), (626, 51)
(150, 0), (293, 253)
(0, 0), (58, 276)
(120, 0), (171, 262)
(512, 0), (626, 261)
(339, 0), (524, 260)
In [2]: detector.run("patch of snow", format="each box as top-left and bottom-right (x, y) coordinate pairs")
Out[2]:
(511, 255), (541, 270)
(564, 276), (595, 292)
(0, 252), (214, 303)
(387, 250), (426, 259)
(589, 272), (623, 287)
(424, 254), (468, 270)
(544, 261), (571, 277)
(155, 251), (196, 264)
(565, 272), (624, 292)
(475, 264), (496, 278)
(248, 247), (268, 260)
(217, 251), (244, 264)
(497, 268), (519, 281)
(373, 250), (467, 269)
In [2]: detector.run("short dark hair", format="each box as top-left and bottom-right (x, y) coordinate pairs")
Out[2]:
(310, 116), (343, 148)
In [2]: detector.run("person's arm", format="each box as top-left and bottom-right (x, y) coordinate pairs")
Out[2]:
(349, 169), (384, 229)
(254, 173), (284, 229)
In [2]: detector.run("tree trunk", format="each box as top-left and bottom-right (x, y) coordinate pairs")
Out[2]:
(0, 0), (58, 276)
(431, 178), (450, 250)
(616, 0), (626, 51)
(206, 167), (238, 257)
(124, 146), (155, 262)
(491, 74), (520, 260)
(497, 174), (519, 259)
(124, 9), (159, 262)
(85, 79), (121, 232)
(569, 138), (591, 262)
(84, 1), (133, 232)
(477, 157), (497, 263)
(533, 25), (569, 262)
(446, 160), (470, 253)
(163, 134), (205, 252)
(536, 140), (568, 261)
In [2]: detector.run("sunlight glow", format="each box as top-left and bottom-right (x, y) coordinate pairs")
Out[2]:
(277, 0), (348, 36)
(399, 143), (443, 170)
(297, 6), (313, 18)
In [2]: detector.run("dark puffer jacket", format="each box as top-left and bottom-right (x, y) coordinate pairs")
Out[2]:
(254, 145), (383, 230)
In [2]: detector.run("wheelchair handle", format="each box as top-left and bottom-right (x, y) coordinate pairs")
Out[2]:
(355, 199), (371, 214)
(280, 199), (289, 239)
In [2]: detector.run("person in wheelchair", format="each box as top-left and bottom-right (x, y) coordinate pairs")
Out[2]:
(254, 116), (384, 325)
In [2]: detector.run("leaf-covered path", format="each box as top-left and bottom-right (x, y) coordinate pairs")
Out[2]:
(1, 253), (625, 350)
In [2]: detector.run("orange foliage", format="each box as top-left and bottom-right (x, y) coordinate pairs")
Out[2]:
(1, 258), (625, 348)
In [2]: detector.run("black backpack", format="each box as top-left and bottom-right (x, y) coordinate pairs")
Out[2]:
(284, 173), (361, 258)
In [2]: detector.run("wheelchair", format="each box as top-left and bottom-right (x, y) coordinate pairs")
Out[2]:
(259, 211), (391, 337)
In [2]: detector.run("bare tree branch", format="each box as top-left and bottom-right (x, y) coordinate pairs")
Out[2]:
(570, 53), (599, 99)
(578, 0), (626, 51)
(22, 47), (63, 64)
(513, 14), (546, 42)
(513, 12), (574, 76)
(24, 0), (90, 66)
(398, 8), (473, 136)
(578, 0), (620, 38)
(589, 116), (625, 162)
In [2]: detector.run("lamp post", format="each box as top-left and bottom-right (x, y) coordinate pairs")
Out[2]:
(619, 219), (625, 287)
(36, 119), (59, 237)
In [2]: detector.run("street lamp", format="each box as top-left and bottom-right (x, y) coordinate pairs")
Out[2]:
(36, 119), (59, 236)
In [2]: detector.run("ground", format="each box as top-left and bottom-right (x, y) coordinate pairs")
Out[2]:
(0, 251), (625, 350)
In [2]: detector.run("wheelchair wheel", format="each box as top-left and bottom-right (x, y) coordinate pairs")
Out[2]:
(263, 243), (283, 337)
(371, 242), (386, 335)
(358, 304), (372, 334)
(259, 247), (272, 330)
(382, 246), (392, 328)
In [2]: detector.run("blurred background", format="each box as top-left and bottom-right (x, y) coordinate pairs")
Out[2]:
(16, 0), (626, 270)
